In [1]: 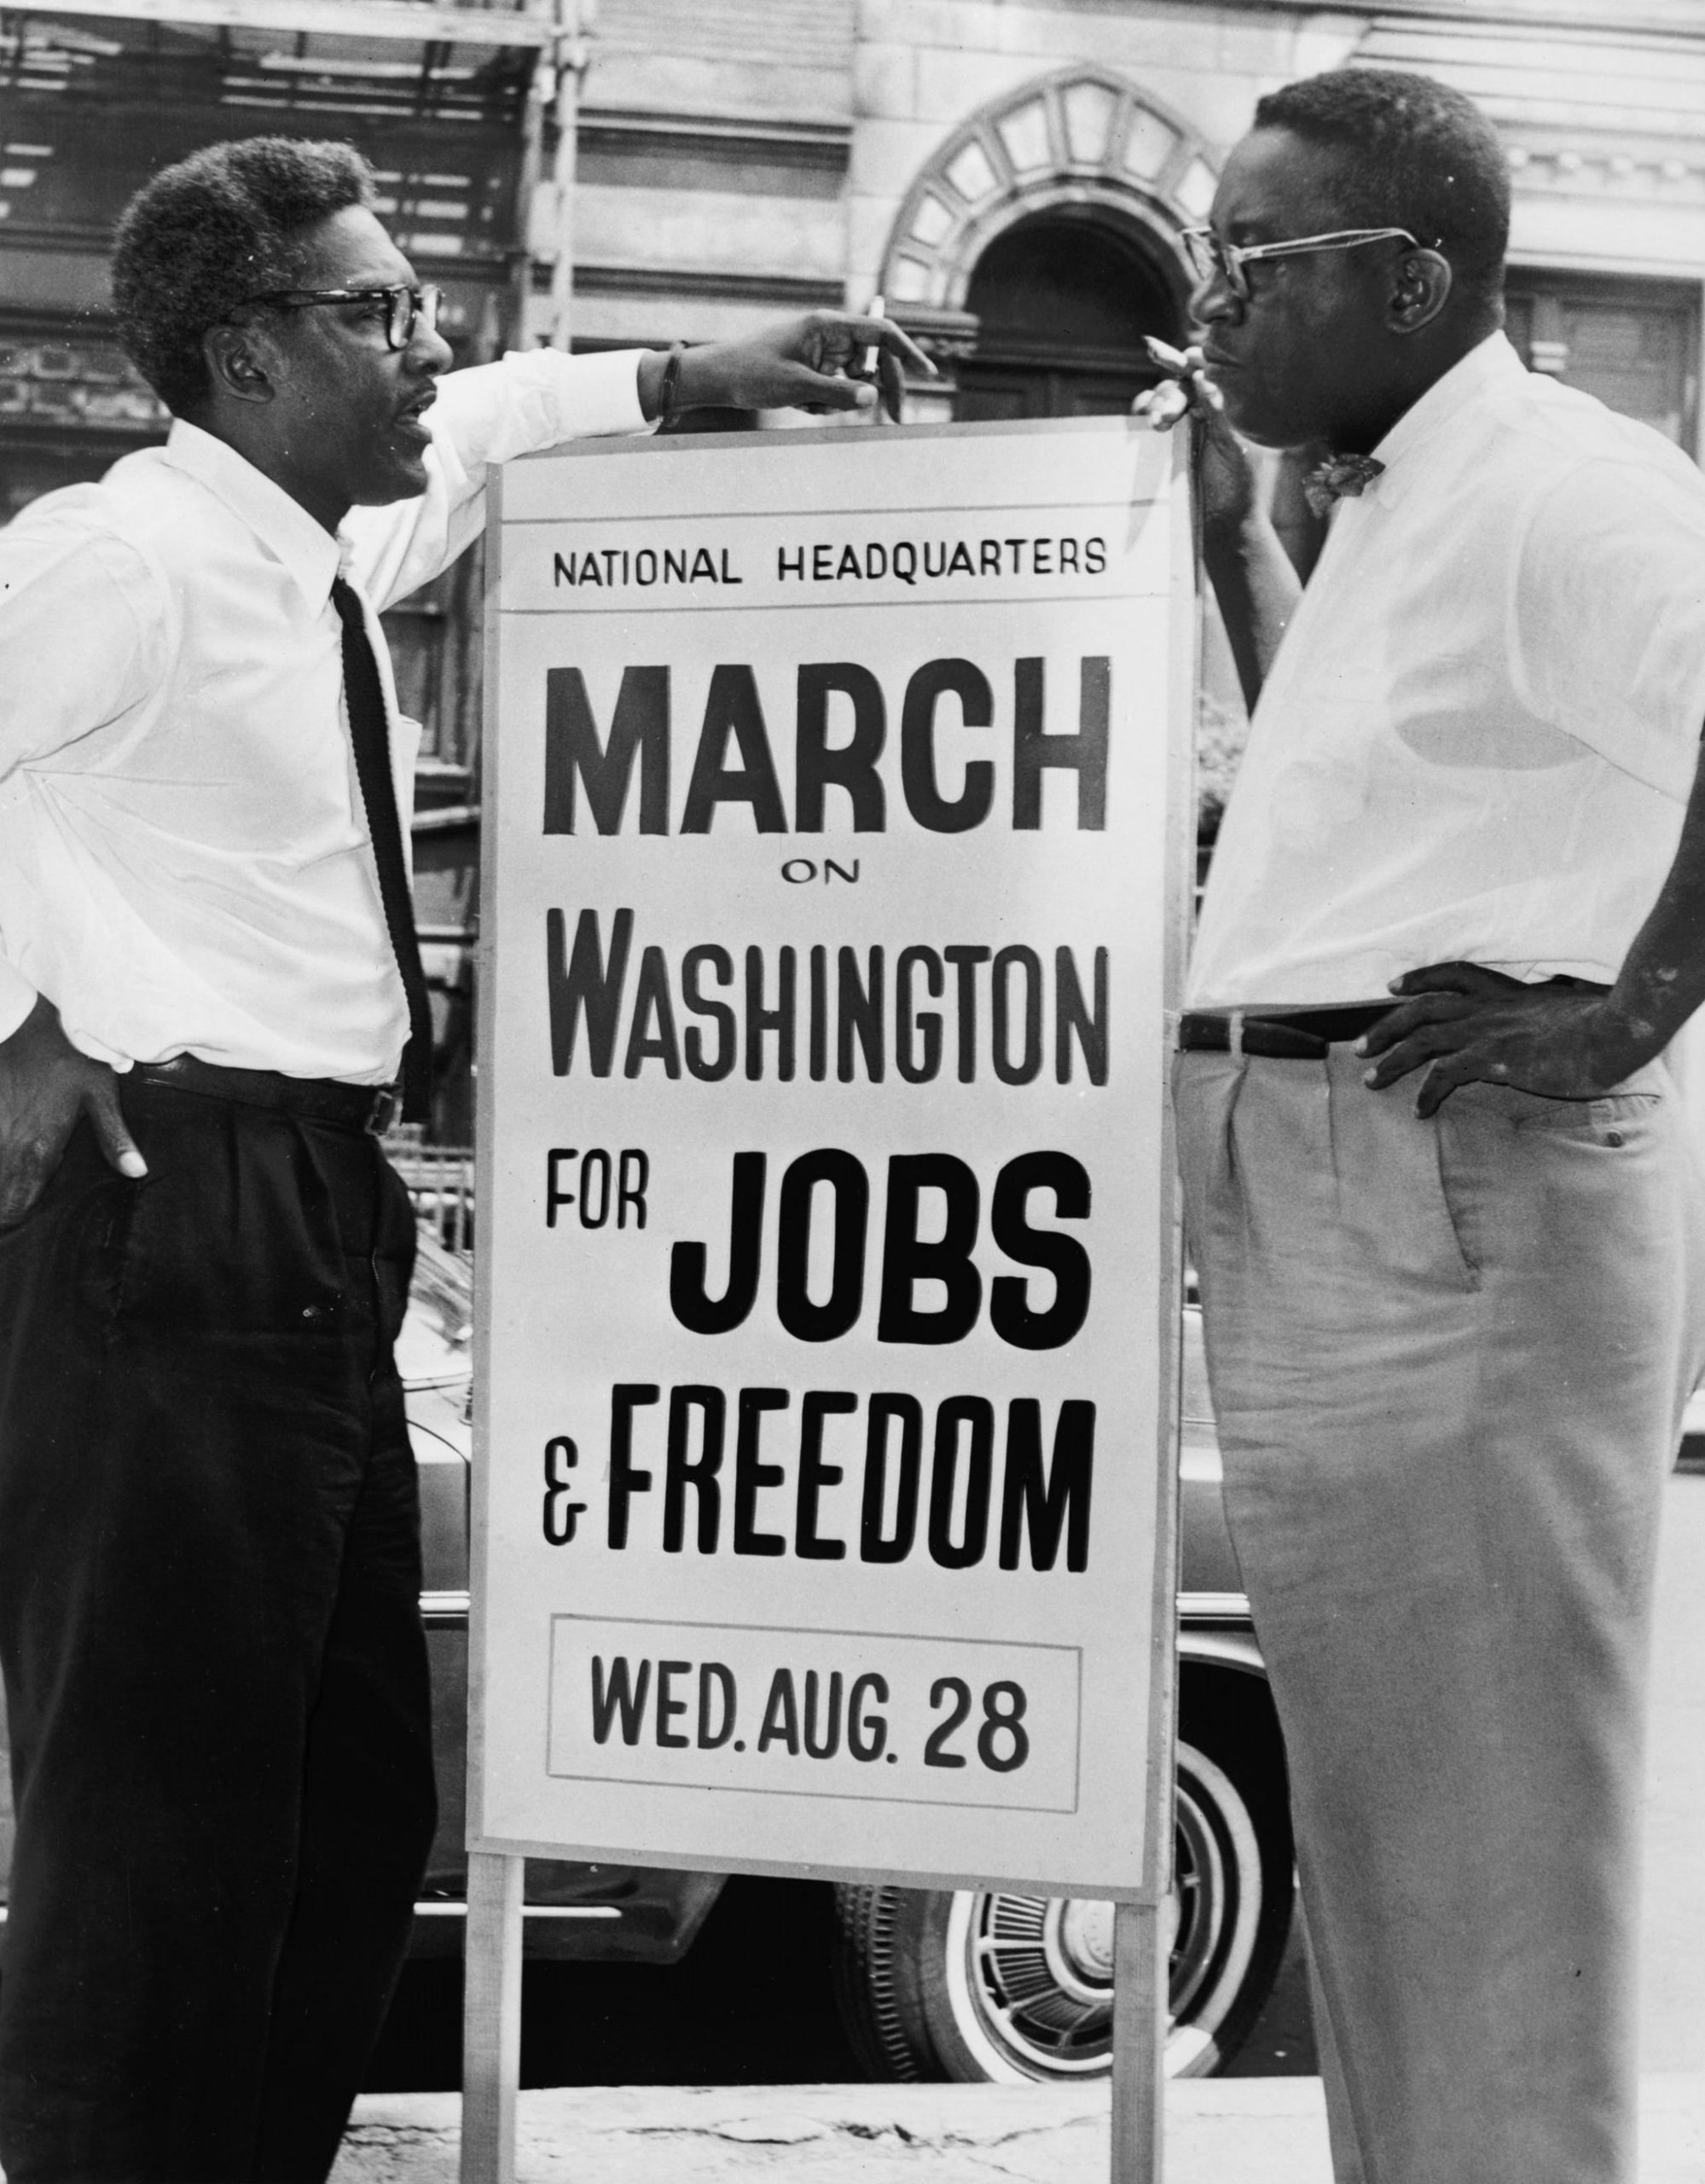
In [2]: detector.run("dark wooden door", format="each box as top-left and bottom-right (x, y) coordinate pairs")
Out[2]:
(954, 209), (1187, 421)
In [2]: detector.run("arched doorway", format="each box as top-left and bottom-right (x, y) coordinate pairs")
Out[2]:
(877, 67), (1215, 417)
(956, 208), (1186, 421)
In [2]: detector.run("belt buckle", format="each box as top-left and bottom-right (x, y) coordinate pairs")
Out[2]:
(368, 1084), (400, 1137)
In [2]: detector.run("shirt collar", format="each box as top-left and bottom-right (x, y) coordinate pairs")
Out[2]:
(1365, 331), (1528, 508)
(159, 419), (343, 609)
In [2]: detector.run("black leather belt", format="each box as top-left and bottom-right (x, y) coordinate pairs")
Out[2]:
(129, 1055), (399, 1136)
(1178, 1006), (1393, 1060)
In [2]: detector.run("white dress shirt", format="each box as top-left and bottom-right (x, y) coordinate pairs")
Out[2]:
(1187, 333), (1705, 1008)
(0, 346), (648, 1078)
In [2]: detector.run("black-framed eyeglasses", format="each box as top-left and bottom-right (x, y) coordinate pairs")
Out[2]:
(1181, 226), (1420, 302)
(235, 282), (444, 351)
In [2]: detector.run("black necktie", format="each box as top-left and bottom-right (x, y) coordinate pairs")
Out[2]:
(330, 575), (433, 1123)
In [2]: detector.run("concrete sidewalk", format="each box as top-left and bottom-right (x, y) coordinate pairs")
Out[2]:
(332, 2075), (1705, 2182)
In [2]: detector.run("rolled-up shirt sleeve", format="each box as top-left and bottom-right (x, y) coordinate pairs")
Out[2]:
(0, 519), (158, 1039)
(348, 346), (652, 610)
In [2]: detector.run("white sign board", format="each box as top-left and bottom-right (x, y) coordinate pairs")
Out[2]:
(471, 418), (1191, 1901)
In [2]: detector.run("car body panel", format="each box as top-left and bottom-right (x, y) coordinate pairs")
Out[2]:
(394, 1263), (1262, 1965)
(0, 1237), (1257, 1982)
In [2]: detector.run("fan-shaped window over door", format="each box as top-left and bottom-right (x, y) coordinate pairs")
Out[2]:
(956, 211), (1186, 421)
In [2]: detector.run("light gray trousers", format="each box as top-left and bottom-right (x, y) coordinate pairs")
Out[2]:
(1174, 1045), (1705, 2184)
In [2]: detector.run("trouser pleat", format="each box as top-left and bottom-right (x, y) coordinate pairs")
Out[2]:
(1174, 1048), (1705, 2184)
(0, 1091), (437, 2184)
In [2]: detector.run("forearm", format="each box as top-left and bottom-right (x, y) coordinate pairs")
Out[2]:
(1362, 735), (1705, 1109)
(1203, 509), (1302, 713)
(634, 342), (759, 420)
(636, 344), (730, 421)
(1597, 750), (1705, 1074)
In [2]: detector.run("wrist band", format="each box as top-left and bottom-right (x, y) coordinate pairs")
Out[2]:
(658, 340), (686, 419)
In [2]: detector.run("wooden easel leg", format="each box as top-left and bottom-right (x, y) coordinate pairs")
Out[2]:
(461, 1850), (524, 2184)
(1111, 1898), (1166, 2184)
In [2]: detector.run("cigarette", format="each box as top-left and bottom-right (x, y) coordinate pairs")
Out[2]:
(864, 294), (884, 381)
(1137, 334), (1223, 424)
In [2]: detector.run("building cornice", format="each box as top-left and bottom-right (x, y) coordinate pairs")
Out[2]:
(0, 1), (554, 46)
(1138, 0), (1705, 35)
(571, 264), (844, 311)
(578, 107), (851, 176)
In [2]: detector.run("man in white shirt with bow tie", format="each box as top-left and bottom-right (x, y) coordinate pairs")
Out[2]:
(0, 134), (925, 2184)
(1152, 67), (1705, 2184)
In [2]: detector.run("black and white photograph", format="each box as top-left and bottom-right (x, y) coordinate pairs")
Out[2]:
(1, 4), (1702, 2182)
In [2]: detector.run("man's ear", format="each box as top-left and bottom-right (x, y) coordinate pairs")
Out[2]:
(202, 321), (278, 405)
(1386, 248), (1453, 335)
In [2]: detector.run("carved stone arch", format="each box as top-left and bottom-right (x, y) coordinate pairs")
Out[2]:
(880, 67), (1219, 334)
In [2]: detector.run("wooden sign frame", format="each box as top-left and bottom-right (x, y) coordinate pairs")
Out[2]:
(461, 420), (1196, 2184)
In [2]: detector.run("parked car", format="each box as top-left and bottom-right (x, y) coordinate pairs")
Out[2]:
(399, 1228), (1295, 2083)
(0, 1222), (1292, 2084)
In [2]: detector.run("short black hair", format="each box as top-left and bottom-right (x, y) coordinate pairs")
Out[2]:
(1252, 68), (1511, 307)
(112, 136), (375, 415)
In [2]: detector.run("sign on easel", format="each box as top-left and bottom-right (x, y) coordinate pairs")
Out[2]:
(467, 417), (1194, 2181)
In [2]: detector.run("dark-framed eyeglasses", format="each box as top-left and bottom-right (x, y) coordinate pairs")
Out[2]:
(1182, 226), (1421, 302)
(235, 282), (444, 351)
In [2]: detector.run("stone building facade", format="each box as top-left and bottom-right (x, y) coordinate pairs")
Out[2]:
(565, 0), (1705, 462)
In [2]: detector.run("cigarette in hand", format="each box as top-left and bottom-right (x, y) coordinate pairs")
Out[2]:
(1143, 336), (1192, 375)
(855, 294), (891, 421)
(1134, 337), (1224, 428)
(864, 295), (884, 381)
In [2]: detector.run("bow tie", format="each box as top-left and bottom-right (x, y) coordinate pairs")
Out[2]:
(1302, 452), (1385, 516)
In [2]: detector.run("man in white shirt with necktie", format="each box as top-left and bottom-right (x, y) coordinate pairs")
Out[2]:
(0, 134), (925, 2184)
(1151, 67), (1705, 2184)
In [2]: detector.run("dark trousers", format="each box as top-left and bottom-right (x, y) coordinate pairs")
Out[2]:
(0, 1082), (438, 2184)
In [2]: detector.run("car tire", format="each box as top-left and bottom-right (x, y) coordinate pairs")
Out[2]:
(831, 1679), (1293, 2082)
